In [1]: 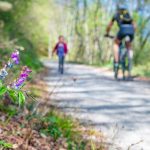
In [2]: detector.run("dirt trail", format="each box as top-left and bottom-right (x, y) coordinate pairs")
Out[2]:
(44, 60), (150, 150)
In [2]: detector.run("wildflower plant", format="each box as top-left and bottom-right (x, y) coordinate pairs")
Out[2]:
(12, 66), (32, 90)
(0, 49), (32, 106)
(0, 49), (19, 80)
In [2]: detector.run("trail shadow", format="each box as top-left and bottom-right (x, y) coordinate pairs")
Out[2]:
(43, 61), (150, 149)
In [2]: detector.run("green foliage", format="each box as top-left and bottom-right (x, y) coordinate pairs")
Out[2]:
(0, 103), (17, 116)
(41, 124), (62, 140)
(47, 0), (150, 76)
(133, 63), (150, 77)
(18, 91), (26, 106)
(0, 140), (13, 149)
(8, 89), (18, 103)
(41, 114), (73, 140)
(39, 111), (86, 149)
(0, 86), (7, 95)
(0, 0), (150, 76)
(0, 82), (26, 106)
(0, 0), (46, 71)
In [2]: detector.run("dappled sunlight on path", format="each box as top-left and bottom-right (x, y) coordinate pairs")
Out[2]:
(44, 60), (150, 150)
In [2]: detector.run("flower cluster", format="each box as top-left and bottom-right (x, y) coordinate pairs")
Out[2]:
(0, 67), (8, 80)
(0, 50), (20, 80)
(0, 49), (32, 106)
(12, 66), (32, 89)
(11, 50), (20, 65)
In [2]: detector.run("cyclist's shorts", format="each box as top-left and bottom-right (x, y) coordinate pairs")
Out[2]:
(117, 24), (134, 42)
(117, 32), (134, 42)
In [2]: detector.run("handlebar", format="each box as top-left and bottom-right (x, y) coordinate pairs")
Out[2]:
(104, 34), (115, 39)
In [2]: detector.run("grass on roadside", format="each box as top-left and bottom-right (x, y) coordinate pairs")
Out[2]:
(0, 140), (13, 149)
(25, 108), (106, 150)
(132, 63), (150, 77)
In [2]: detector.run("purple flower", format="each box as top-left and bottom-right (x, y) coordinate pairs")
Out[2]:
(11, 50), (20, 65)
(15, 78), (25, 87)
(13, 77), (25, 89)
(20, 73), (28, 78)
(12, 66), (32, 89)
(23, 67), (32, 74)
(21, 66), (32, 78)
(0, 50), (20, 81)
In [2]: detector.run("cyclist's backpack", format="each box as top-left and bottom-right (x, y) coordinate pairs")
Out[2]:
(118, 9), (134, 35)
(119, 9), (132, 24)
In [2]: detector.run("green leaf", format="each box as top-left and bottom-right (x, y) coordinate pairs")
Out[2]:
(48, 116), (57, 123)
(0, 86), (7, 96)
(18, 91), (26, 106)
(0, 81), (3, 87)
(0, 140), (13, 148)
(8, 90), (18, 103)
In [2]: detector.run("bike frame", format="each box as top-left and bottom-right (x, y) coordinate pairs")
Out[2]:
(115, 37), (133, 80)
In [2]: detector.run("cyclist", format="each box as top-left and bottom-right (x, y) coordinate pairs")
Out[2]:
(52, 35), (68, 74)
(105, 5), (136, 78)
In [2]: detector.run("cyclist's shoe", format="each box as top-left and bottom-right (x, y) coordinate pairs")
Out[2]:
(114, 62), (119, 70)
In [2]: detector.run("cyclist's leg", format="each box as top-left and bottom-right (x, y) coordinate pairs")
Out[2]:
(114, 32), (122, 65)
(127, 42), (133, 77)
(126, 35), (134, 77)
(114, 39), (120, 64)
(119, 43), (126, 79)
(114, 39), (120, 79)
(113, 34), (122, 79)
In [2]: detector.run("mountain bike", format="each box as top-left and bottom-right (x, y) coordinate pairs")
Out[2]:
(105, 35), (133, 80)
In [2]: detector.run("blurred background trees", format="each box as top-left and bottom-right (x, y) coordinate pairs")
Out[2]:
(59, 0), (150, 66)
(0, 0), (50, 69)
(0, 0), (150, 75)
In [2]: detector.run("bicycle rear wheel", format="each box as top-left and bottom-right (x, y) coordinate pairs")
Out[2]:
(120, 51), (127, 80)
(127, 50), (133, 78)
(114, 62), (119, 80)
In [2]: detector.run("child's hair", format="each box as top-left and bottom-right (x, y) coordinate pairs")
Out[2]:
(59, 35), (64, 39)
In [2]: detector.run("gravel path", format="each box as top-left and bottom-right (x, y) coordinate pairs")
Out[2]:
(44, 60), (150, 150)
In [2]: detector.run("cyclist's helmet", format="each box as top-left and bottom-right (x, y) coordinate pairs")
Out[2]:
(117, 4), (127, 11)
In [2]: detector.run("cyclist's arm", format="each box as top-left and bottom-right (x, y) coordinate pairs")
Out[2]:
(132, 21), (136, 31)
(106, 21), (114, 35)
(106, 14), (116, 35)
